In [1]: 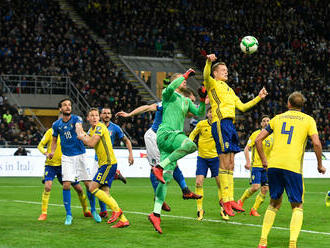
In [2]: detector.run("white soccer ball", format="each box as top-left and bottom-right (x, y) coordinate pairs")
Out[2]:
(240, 36), (258, 54)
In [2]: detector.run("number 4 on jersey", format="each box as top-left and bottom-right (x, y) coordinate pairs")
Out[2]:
(281, 122), (294, 144)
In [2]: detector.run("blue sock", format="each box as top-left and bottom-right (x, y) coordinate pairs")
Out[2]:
(99, 200), (107, 212)
(150, 171), (159, 193)
(87, 190), (96, 212)
(173, 167), (187, 190)
(63, 189), (72, 216)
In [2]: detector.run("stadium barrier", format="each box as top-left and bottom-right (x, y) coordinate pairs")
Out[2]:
(0, 149), (329, 178)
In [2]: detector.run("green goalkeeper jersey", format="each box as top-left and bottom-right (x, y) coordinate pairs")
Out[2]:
(158, 76), (205, 132)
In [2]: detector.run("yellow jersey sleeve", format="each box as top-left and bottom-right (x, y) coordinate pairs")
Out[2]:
(234, 91), (262, 112)
(203, 60), (216, 90)
(247, 131), (258, 148)
(38, 128), (62, 166)
(249, 130), (273, 168)
(38, 129), (51, 155)
(189, 122), (201, 141)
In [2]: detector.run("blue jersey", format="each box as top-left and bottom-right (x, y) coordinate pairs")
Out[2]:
(151, 102), (163, 132)
(52, 115), (86, 156)
(94, 122), (125, 161)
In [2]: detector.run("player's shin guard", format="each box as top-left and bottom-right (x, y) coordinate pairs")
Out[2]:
(253, 192), (266, 211)
(289, 208), (303, 248)
(87, 190), (96, 212)
(77, 191), (88, 213)
(195, 185), (204, 211)
(153, 171), (172, 215)
(259, 205), (278, 246)
(227, 170), (234, 201)
(63, 189), (72, 216)
(92, 189), (120, 212)
(41, 190), (50, 214)
(219, 169), (229, 202)
(160, 139), (197, 169)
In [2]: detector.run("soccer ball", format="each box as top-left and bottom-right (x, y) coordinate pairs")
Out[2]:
(240, 36), (258, 54)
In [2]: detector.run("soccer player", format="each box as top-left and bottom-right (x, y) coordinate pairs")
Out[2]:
(48, 98), (100, 225)
(238, 115), (273, 217)
(256, 92), (326, 248)
(116, 89), (201, 211)
(326, 191), (330, 207)
(78, 108), (129, 228)
(203, 54), (268, 216)
(149, 69), (206, 234)
(37, 127), (92, 220)
(92, 107), (134, 218)
(189, 106), (229, 221)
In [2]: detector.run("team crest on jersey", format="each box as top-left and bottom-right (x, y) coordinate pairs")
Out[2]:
(225, 142), (229, 148)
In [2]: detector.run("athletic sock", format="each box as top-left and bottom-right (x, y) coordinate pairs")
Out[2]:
(259, 205), (278, 246)
(219, 169), (229, 202)
(99, 200), (107, 212)
(153, 171), (172, 214)
(150, 171), (159, 193)
(289, 208), (303, 248)
(77, 191), (88, 213)
(87, 190), (96, 212)
(253, 192), (266, 210)
(227, 170), (234, 201)
(173, 167), (187, 190)
(240, 188), (254, 203)
(92, 189), (120, 212)
(41, 190), (50, 214)
(63, 189), (72, 216)
(195, 185), (204, 211)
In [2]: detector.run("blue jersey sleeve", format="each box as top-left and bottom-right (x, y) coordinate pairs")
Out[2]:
(74, 115), (83, 124)
(116, 125), (125, 140)
(156, 102), (163, 111)
(52, 121), (59, 137)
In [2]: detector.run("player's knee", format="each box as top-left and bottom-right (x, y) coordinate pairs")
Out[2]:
(251, 184), (260, 192)
(63, 182), (71, 190)
(186, 140), (197, 153)
(44, 185), (52, 192)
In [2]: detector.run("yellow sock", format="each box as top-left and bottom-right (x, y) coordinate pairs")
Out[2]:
(253, 192), (266, 210)
(240, 188), (254, 203)
(41, 190), (50, 214)
(120, 214), (128, 222)
(217, 185), (222, 201)
(227, 170), (234, 201)
(195, 185), (204, 211)
(77, 192), (88, 213)
(219, 169), (229, 202)
(289, 208), (303, 248)
(92, 189), (120, 211)
(259, 205), (278, 246)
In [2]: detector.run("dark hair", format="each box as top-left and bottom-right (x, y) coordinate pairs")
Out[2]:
(260, 115), (270, 123)
(207, 106), (212, 112)
(288, 91), (306, 109)
(58, 98), (72, 108)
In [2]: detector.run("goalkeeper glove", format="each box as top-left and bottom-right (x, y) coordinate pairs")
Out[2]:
(198, 86), (207, 102)
(183, 68), (195, 80)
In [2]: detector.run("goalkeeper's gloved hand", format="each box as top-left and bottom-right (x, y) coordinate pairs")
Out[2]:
(183, 68), (195, 80)
(198, 86), (207, 102)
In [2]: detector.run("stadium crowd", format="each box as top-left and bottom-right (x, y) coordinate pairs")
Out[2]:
(0, 0), (149, 147)
(0, 0), (328, 150)
(74, 0), (329, 149)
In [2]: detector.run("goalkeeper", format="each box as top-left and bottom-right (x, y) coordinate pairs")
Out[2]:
(149, 69), (206, 234)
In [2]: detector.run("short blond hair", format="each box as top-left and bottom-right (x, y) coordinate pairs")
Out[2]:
(211, 62), (226, 74)
(88, 108), (99, 115)
(288, 91), (306, 109)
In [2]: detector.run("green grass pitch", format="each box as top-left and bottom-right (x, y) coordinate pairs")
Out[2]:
(0, 177), (329, 248)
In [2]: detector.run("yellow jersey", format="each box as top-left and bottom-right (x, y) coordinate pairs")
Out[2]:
(37, 128), (62, 166)
(266, 110), (318, 174)
(203, 60), (261, 123)
(88, 122), (117, 167)
(189, 120), (218, 159)
(247, 129), (273, 168)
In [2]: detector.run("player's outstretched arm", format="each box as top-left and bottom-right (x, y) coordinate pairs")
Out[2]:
(203, 54), (217, 87)
(234, 87), (268, 112)
(116, 104), (157, 118)
(78, 133), (101, 148)
(123, 136), (134, 166)
(310, 134), (326, 174)
(243, 144), (251, 170)
(255, 129), (270, 169)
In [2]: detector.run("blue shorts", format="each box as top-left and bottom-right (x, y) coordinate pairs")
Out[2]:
(93, 163), (117, 187)
(211, 119), (240, 155)
(267, 168), (304, 203)
(196, 156), (219, 177)
(250, 167), (268, 186)
(43, 165), (79, 186)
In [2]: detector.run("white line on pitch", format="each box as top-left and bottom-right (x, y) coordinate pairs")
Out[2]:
(1, 199), (329, 236)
